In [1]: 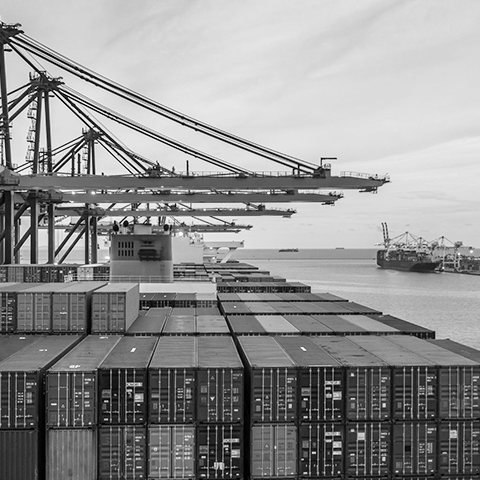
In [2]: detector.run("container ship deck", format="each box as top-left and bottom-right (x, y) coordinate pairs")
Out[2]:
(0, 260), (479, 480)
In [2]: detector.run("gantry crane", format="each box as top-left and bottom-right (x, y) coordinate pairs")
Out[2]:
(0, 22), (389, 264)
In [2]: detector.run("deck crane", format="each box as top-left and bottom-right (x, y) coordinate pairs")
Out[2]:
(0, 21), (389, 264)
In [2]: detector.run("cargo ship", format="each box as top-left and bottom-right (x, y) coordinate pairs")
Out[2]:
(279, 247), (299, 252)
(376, 248), (441, 272)
(1, 251), (480, 479)
(377, 223), (441, 272)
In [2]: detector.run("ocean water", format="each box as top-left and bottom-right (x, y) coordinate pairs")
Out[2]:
(232, 249), (480, 350)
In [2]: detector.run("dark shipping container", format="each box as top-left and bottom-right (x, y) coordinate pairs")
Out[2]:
(393, 422), (437, 475)
(299, 423), (343, 477)
(0, 429), (39, 480)
(0, 335), (81, 428)
(99, 337), (158, 424)
(46, 335), (122, 427)
(197, 424), (243, 479)
(98, 425), (146, 479)
(0, 283), (39, 333)
(346, 422), (390, 476)
(197, 336), (244, 423)
(238, 336), (297, 422)
(149, 337), (197, 423)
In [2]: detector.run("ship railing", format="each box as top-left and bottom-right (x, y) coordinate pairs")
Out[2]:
(341, 171), (390, 182)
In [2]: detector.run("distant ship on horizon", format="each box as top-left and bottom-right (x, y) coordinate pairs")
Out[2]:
(278, 248), (299, 253)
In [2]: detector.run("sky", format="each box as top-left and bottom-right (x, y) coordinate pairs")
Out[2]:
(1, 1), (480, 249)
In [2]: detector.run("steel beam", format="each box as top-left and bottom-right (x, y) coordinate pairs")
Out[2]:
(4, 173), (388, 191)
(47, 203), (55, 263)
(29, 194), (39, 263)
(3, 191), (14, 263)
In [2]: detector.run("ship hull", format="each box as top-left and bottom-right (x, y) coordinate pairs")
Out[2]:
(377, 250), (441, 272)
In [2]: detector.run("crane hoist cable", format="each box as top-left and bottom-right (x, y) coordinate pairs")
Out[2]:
(11, 33), (318, 173)
(58, 84), (253, 175)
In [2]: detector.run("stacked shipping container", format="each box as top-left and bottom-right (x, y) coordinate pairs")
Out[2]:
(97, 336), (158, 479)
(45, 335), (122, 479)
(0, 336), (82, 480)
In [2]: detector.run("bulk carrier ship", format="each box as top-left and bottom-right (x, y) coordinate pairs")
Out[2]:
(1, 21), (479, 480)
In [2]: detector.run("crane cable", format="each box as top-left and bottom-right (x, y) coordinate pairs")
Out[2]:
(11, 33), (318, 173)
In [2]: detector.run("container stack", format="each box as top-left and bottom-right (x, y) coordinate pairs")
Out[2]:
(97, 336), (158, 479)
(196, 336), (244, 480)
(45, 335), (122, 480)
(237, 336), (298, 479)
(0, 336), (81, 480)
(147, 336), (244, 479)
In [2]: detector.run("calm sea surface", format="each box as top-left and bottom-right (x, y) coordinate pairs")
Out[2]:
(232, 249), (480, 350)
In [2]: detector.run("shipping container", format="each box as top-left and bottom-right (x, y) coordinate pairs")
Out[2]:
(77, 263), (110, 281)
(226, 315), (267, 335)
(387, 335), (480, 419)
(237, 336), (297, 422)
(284, 314), (333, 335)
(0, 335), (82, 429)
(149, 337), (197, 423)
(148, 424), (195, 479)
(310, 336), (391, 420)
(220, 302), (252, 315)
(16, 283), (74, 332)
(196, 315), (230, 335)
(196, 307), (221, 316)
(393, 422), (437, 475)
(51, 281), (107, 333)
(0, 334), (43, 363)
(197, 336), (243, 423)
(162, 314), (196, 335)
(367, 313), (436, 338)
(46, 335), (122, 427)
(46, 428), (97, 480)
(153, 293), (177, 307)
(197, 424), (243, 479)
(99, 337), (158, 424)
(253, 315), (300, 334)
(98, 425), (146, 479)
(0, 283), (39, 333)
(126, 310), (169, 336)
(250, 424), (296, 478)
(299, 423), (344, 477)
(338, 301), (382, 314)
(92, 283), (140, 333)
(346, 422), (390, 476)
(0, 429), (40, 479)
(139, 292), (156, 309)
(439, 421), (480, 475)
(337, 314), (399, 333)
(349, 335), (437, 420)
(311, 314), (368, 334)
(275, 336), (344, 421)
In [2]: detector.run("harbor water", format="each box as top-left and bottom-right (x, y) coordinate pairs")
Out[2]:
(232, 248), (480, 350)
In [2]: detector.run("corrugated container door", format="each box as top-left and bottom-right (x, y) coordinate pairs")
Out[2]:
(393, 366), (437, 419)
(98, 425), (146, 480)
(110, 293), (126, 332)
(346, 367), (390, 420)
(439, 421), (480, 475)
(47, 428), (97, 480)
(34, 292), (52, 331)
(0, 429), (39, 480)
(251, 424), (296, 479)
(148, 425), (195, 479)
(99, 369), (147, 424)
(52, 292), (69, 332)
(346, 422), (390, 476)
(0, 371), (38, 428)
(16, 292), (35, 331)
(92, 293), (109, 332)
(149, 368), (196, 423)
(0, 291), (16, 333)
(299, 423), (343, 477)
(299, 367), (343, 421)
(197, 369), (243, 423)
(46, 372), (96, 427)
(197, 424), (243, 479)
(439, 366), (480, 419)
(252, 367), (297, 422)
(393, 422), (437, 475)
(70, 293), (88, 332)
